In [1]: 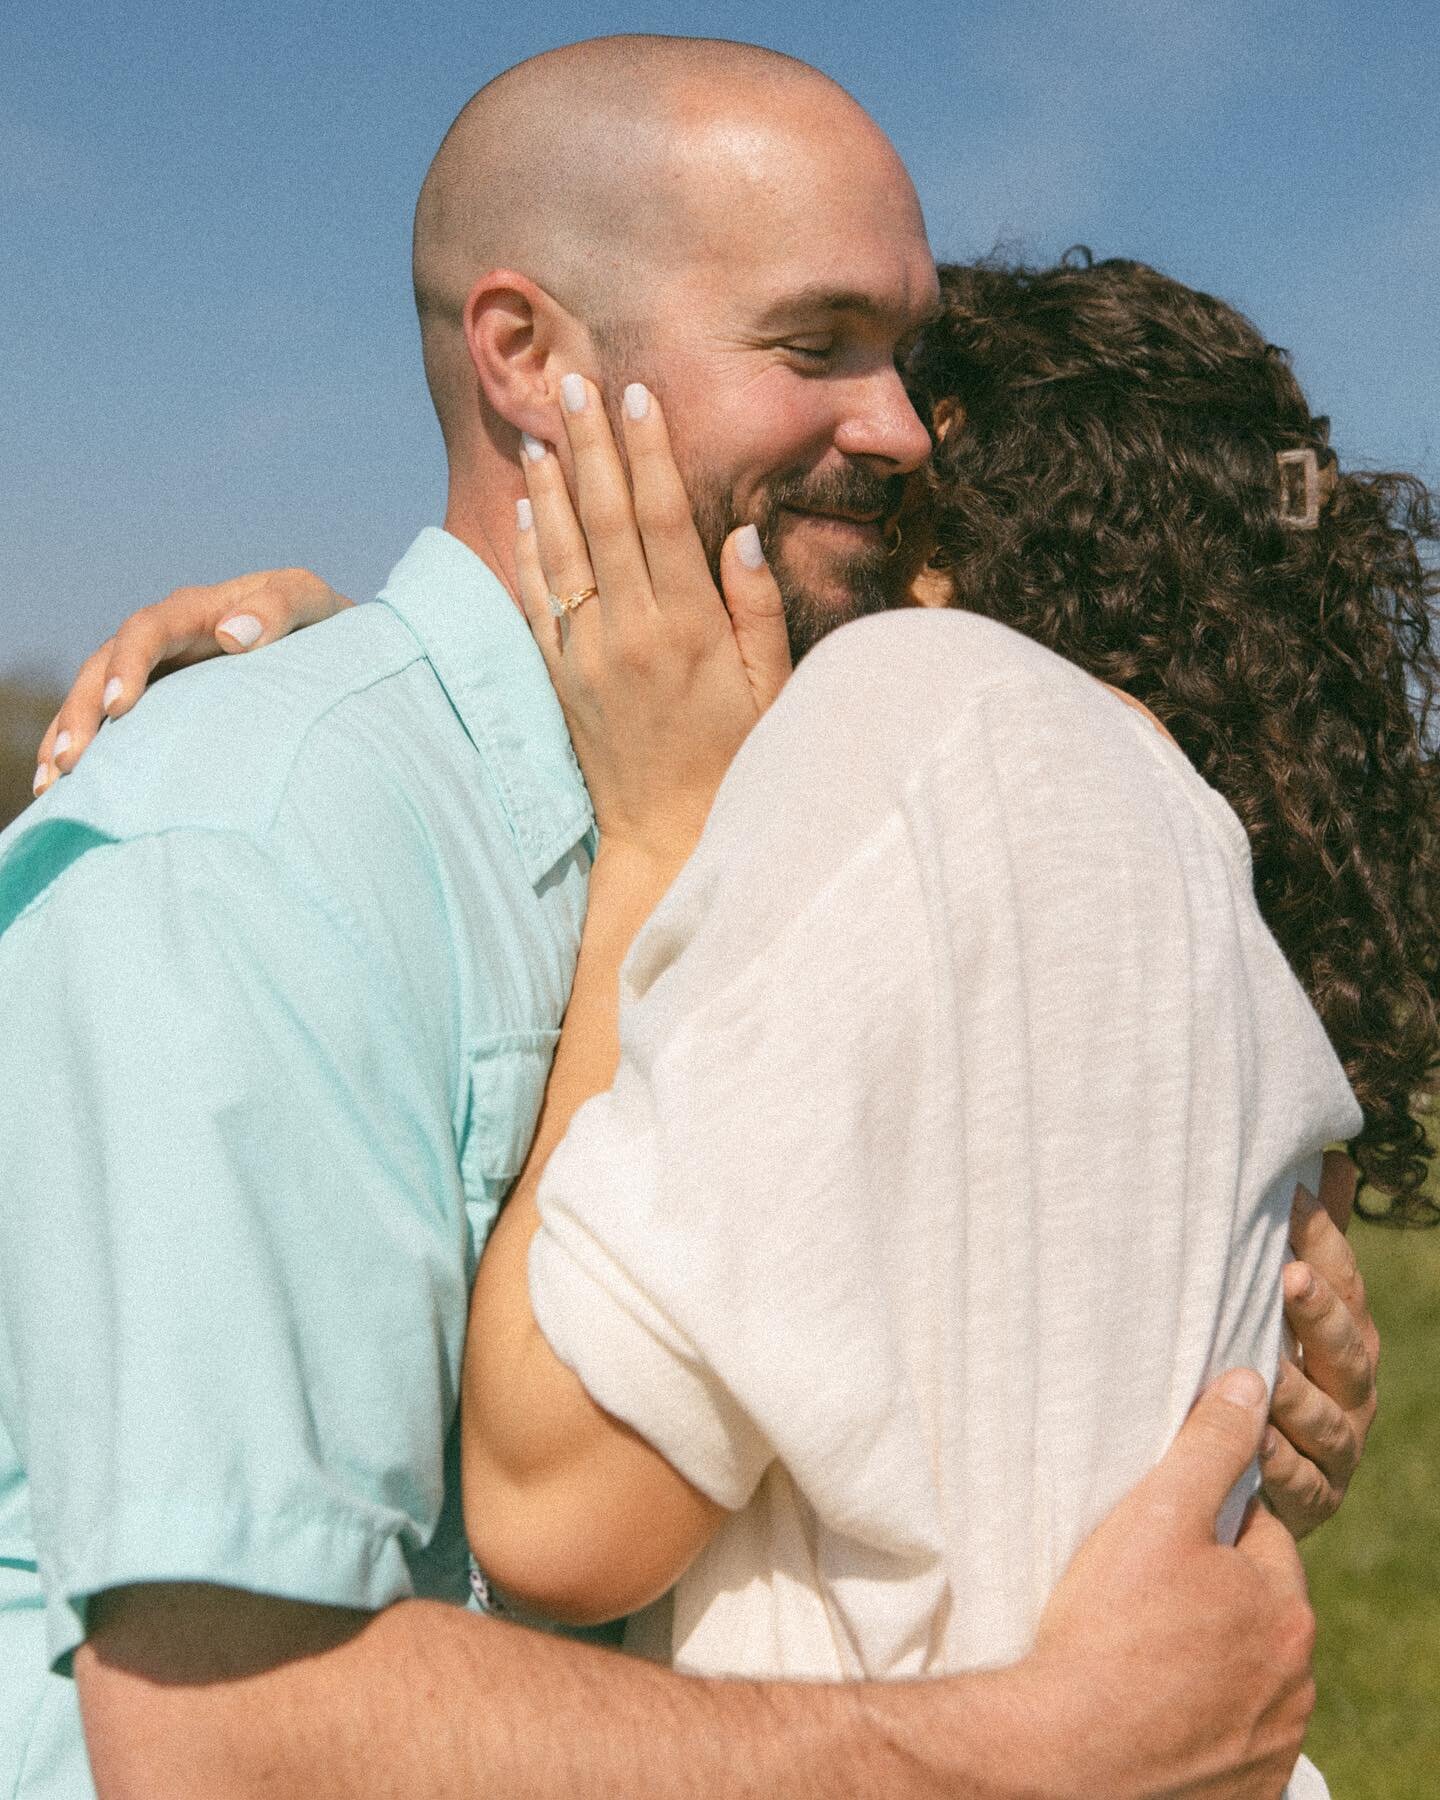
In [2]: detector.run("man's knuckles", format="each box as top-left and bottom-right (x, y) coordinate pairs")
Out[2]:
(1277, 1593), (1318, 1675)
(1271, 1357), (1309, 1410)
(1277, 1422), (1353, 1493)
(1262, 1455), (1340, 1537)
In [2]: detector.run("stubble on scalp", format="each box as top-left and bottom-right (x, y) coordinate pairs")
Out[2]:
(411, 36), (859, 456)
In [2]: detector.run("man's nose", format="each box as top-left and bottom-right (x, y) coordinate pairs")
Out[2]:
(833, 367), (933, 474)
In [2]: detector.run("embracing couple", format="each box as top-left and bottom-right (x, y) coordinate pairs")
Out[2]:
(7, 34), (1435, 1800)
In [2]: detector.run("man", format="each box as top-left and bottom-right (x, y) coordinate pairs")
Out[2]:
(0, 36), (1369, 1799)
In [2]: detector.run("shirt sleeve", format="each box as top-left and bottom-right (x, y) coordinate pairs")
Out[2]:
(527, 821), (947, 1567)
(0, 829), (467, 1669)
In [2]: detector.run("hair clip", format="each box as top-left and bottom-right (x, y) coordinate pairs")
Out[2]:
(1277, 447), (1338, 530)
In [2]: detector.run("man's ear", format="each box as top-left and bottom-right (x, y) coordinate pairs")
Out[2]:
(463, 269), (577, 445)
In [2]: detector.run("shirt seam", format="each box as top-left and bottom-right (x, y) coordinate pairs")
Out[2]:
(0, 645), (426, 941)
(43, 1491), (435, 1671)
(0, 825), (445, 1118)
(377, 591), (594, 884)
(55, 1483), (423, 1586)
(256, 651), (432, 837)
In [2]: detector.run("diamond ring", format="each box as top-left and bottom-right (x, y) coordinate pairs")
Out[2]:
(548, 585), (599, 619)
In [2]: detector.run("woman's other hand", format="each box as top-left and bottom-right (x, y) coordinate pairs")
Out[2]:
(33, 569), (351, 793)
(1260, 1155), (1380, 1537)
(515, 376), (790, 865)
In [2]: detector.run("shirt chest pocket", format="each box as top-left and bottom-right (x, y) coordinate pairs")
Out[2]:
(458, 1028), (561, 1255)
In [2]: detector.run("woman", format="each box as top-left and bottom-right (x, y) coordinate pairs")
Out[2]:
(37, 262), (1428, 1782)
(908, 254), (1440, 1224)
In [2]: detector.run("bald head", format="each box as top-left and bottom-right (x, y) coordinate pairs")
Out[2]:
(415, 36), (935, 639)
(412, 35), (916, 452)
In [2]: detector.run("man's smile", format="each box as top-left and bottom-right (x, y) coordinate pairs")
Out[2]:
(778, 503), (885, 539)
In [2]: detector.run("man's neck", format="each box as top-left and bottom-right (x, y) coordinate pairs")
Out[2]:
(444, 477), (527, 616)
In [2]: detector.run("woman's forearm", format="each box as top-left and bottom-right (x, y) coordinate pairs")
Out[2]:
(461, 840), (726, 1623)
(515, 841), (682, 1181)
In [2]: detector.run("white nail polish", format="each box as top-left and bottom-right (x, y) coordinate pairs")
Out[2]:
(33, 764), (50, 795)
(623, 383), (651, 421)
(736, 524), (766, 570)
(54, 731), (72, 756)
(561, 373), (587, 414)
(522, 432), (547, 463)
(219, 613), (264, 648)
(102, 677), (124, 711)
(516, 497), (534, 532)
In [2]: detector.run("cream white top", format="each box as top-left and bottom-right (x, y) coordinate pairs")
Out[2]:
(530, 611), (1355, 1794)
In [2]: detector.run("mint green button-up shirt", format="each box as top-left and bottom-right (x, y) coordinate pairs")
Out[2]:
(0, 530), (594, 1796)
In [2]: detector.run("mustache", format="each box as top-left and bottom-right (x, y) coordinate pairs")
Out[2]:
(763, 466), (906, 521)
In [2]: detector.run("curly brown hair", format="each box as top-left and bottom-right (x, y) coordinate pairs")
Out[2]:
(908, 253), (1440, 1223)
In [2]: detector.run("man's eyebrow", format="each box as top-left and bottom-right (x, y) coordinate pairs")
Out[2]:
(754, 286), (934, 330)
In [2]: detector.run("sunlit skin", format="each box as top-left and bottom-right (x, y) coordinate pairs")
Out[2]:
(612, 110), (938, 648)
(398, 46), (945, 666)
(901, 395), (962, 608)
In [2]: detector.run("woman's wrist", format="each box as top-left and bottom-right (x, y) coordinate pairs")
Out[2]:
(589, 833), (695, 907)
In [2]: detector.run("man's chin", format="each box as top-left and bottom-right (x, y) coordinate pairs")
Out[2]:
(772, 554), (900, 662)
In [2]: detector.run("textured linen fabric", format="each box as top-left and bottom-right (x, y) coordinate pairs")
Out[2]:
(530, 609), (1359, 1795)
(0, 530), (594, 1798)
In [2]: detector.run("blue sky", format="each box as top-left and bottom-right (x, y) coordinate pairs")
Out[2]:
(4, 0), (1437, 681)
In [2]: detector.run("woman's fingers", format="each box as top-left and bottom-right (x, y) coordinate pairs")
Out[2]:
(513, 498), (562, 674)
(520, 431), (600, 653)
(216, 569), (353, 647)
(97, 594), (224, 716)
(32, 570), (352, 791)
(105, 572), (350, 710)
(524, 376), (785, 736)
(1258, 1412), (1343, 1540)
(554, 375), (652, 629)
(33, 717), (60, 795)
(719, 526), (792, 714)
(42, 593), (238, 784)
(35, 710), (65, 793)
(37, 643), (114, 785)
(622, 384), (724, 625)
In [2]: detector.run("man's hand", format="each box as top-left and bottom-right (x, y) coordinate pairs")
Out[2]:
(1018, 1369), (1316, 1800)
(75, 1379), (1315, 1800)
(1261, 1156), (1379, 1537)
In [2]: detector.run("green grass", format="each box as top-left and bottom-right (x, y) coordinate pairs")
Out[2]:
(1301, 1162), (1440, 1798)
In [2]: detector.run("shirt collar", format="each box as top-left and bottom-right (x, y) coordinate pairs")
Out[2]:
(376, 528), (594, 885)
